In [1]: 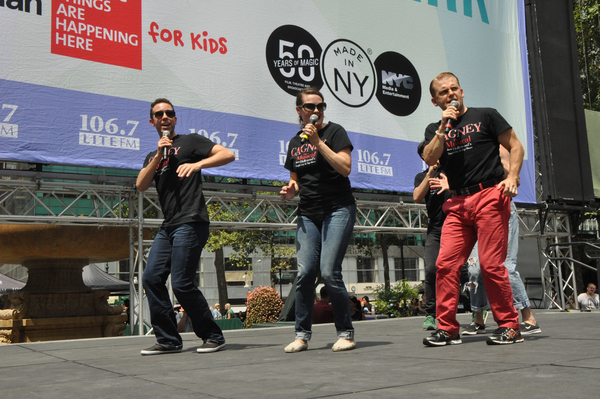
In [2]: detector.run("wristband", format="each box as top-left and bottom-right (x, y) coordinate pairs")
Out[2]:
(435, 132), (445, 136)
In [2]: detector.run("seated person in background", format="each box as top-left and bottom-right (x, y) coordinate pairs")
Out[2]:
(361, 296), (373, 315)
(225, 303), (235, 319)
(123, 299), (130, 325)
(577, 283), (599, 311)
(313, 286), (334, 324)
(175, 306), (193, 333)
(212, 303), (222, 320)
(350, 296), (366, 321)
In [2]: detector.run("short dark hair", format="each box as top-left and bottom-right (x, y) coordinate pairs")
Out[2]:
(417, 140), (427, 157)
(150, 98), (174, 118)
(429, 72), (460, 97)
(319, 286), (329, 300)
(296, 87), (324, 107)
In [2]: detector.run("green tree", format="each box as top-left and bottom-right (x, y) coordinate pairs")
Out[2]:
(574, 0), (600, 111)
(205, 202), (261, 315)
(204, 179), (297, 314)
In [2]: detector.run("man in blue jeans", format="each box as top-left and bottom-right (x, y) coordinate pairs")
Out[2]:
(137, 98), (235, 355)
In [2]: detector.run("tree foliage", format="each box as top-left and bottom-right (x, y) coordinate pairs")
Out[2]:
(574, 0), (600, 111)
(203, 180), (297, 311)
(373, 280), (419, 318)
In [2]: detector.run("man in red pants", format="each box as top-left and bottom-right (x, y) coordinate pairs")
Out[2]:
(422, 72), (525, 346)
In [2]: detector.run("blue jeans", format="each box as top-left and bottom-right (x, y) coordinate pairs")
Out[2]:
(467, 201), (530, 312)
(294, 204), (356, 341)
(142, 222), (224, 347)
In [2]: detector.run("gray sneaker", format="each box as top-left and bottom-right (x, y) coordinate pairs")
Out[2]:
(140, 343), (182, 356)
(462, 322), (486, 335)
(197, 341), (226, 353)
(520, 322), (541, 335)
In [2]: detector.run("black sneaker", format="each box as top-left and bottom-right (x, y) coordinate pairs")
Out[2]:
(520, 322), (541, 335)
(423, 329), (462, 346)
(197, 341), (226, 353)
(140, 343), (182, 356)
(462, 322), (486, 335)
(486, 327), (524, 345)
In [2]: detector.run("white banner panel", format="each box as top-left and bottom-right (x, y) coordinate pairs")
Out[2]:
(0, 0), (536, 202)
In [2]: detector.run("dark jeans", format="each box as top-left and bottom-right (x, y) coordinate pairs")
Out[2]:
(142, 222), (224, 347)
(423, 231), (441, 317)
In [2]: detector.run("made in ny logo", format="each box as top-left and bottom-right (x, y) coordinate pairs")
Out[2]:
(265, 25), (421, 116)
(51, 0), (142, 70)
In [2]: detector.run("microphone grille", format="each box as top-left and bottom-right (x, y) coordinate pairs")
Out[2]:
(162, 131), (170, 137)
(309, 114), (319, 124)
(450, 100), (459, 108)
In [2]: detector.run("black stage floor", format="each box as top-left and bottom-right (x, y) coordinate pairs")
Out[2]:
(1, 310), (598, 398)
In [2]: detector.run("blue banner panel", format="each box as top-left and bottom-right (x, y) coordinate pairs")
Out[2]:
(0, 1), (536, 202)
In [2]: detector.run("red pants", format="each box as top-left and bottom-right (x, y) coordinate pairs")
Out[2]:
(436, 186), (519, 333)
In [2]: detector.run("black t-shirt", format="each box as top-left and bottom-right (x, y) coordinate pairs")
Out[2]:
(142, 134), (216, 227)
(414, 168), (451, 235)
(424, 107), (510, 190)
(284, 122), (355, 216)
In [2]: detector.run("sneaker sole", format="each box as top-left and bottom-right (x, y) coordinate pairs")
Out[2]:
(423, 325), (437, 331)
(520, 329), (541, 335)
(140, 349), (182, 355)
(197, 343), (226, 353)
(486, 338), (524, 345)
(423, 338), (462, 347)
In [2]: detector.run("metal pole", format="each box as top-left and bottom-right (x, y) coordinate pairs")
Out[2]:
(128, 213), (134, 335)
(137, 190), (145, 336)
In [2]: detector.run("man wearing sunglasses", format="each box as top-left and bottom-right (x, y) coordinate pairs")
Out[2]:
(137, 98), (235, 355)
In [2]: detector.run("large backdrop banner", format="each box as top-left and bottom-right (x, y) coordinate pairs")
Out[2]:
(0, 0), (536, 202)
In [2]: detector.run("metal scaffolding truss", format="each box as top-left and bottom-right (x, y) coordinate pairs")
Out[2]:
(517, 208), (575, 310)
(135, 188), (430, 233)
(0, 170), (580, 326)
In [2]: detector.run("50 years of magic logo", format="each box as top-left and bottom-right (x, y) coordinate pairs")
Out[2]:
(265, 25), (421, 117)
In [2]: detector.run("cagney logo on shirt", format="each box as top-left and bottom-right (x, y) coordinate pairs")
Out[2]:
(445, 122), (481, 153)
(446, 122), (482, 139)
(291, 140), (328, 168)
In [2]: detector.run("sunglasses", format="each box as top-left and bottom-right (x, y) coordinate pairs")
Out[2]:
(153, 110), (176, 118)
(301, 103), (327, 112)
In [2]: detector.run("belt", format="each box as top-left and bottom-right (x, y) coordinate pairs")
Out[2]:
(452, 177), (503, 197)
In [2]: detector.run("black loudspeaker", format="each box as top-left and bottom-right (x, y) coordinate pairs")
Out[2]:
(526, 0), (594, 203)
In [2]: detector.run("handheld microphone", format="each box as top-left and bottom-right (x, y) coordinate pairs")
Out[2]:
(444, 100), (460, 134)
(162, 131), (170, 159)
(301, 114), (319, 143)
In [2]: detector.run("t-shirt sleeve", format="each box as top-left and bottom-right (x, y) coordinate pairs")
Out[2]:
(142, 151), (155, 168)
(192, 134), (217, 159)
(489, 109), (512, 138)
(414, 171), (425, 188)
(329, 124), (353, 153)
(423, 122), (439, 145)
